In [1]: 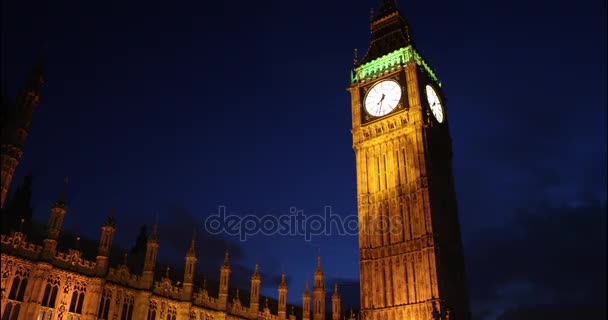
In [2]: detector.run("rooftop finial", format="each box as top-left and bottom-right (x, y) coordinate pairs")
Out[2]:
(316, 255), (322, 272)
(165, 266), (170, 278)
(223, 249), (230, 267)
(187, 232), (196, 257)
(123, 252), (128, 266)
(150, 222), (159, 241)
(105, 208), (116, 227)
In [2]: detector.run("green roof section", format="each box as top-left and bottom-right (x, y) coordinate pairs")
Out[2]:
(352, 45), (440, 86)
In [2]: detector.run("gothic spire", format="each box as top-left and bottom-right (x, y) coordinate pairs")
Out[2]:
(358, 0), (413, 65)
(104, 208), (116, 227)
(150, 222), (159, 242)
(315, 256), (323, 274)
(252, 263), (261, 279)
(222, 249), (230, 267)
(186, 233), (196, 257)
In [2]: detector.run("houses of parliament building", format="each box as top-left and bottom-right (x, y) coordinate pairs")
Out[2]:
(0, 63), (343, 320)
(1, 1), (470, 319)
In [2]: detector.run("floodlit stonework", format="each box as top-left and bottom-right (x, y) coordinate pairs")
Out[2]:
(0, 68), (343, 320)
(0, 204), (341, 320)
(350, 1), (471, 319)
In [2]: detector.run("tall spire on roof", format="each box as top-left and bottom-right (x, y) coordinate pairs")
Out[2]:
(223, 249), (230, 267)
(315, 256), (323, 274)
(186, 229), (196, 257)
(358, 0), (413, 65)
(104, 208), (116, 227)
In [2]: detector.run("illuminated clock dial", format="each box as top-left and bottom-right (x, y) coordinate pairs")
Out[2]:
(364, 80), (402, 117)
(425, 85), (444, 123)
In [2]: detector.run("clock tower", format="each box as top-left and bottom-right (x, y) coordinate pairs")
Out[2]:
(349, 1), (470, 319)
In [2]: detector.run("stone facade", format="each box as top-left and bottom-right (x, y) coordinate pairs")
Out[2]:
(350, 1), (470, 319)
(0, 66), (342, 320)
(0, 203), (341, 320)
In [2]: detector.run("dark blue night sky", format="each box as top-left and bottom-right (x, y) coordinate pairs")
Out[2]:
(2, 0), (606, 319)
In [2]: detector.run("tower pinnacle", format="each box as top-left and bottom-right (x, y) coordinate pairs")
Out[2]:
(223, 249), (230, 267)
(358, 0), (413, 65)
(0, 62), (45, 208)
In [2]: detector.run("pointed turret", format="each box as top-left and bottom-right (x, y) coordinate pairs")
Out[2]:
(96, 209), (116, 274)
(41, 185), (67, 260)
(47, 183), (67, 240)
(183, 233), (197, 299)
(278, 273), (288, 320)
(313, 256), (326, 320)
(332, 284), (341, 320)
(302, 282), (311, 320)
(358, 0), (413, 65)
(142, 222), (159, 287)
(1, 62), (45, 208)
(218, 250), (231, 310)
(250, 264), (261, 315)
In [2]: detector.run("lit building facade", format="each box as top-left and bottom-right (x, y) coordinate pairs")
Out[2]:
(1, 200), (340, 320)
(0, 69), (342, 320)
(350, 0), (471, 319)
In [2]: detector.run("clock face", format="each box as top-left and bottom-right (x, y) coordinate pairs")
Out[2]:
(425, 85), (444, 123)
(364, 80), (402, 117)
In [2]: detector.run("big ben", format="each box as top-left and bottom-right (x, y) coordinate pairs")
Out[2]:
(350, 1), (471, 319)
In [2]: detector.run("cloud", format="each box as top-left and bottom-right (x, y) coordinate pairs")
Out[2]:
(149, 206), (247, 281)
(466, 203), (607, 319)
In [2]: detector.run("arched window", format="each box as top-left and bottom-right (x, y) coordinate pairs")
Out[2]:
(42, 275), (61, 309)
(69, 293), (78, 312)
(7, 267), (30, 302)
(98, 289), (112, 320)
(69, 282), (86, 314)
(1, 302), (20, 320)
(166, 306), (176, 320)
(121, 295), (134, 320)
(147, 301), (157, 320)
